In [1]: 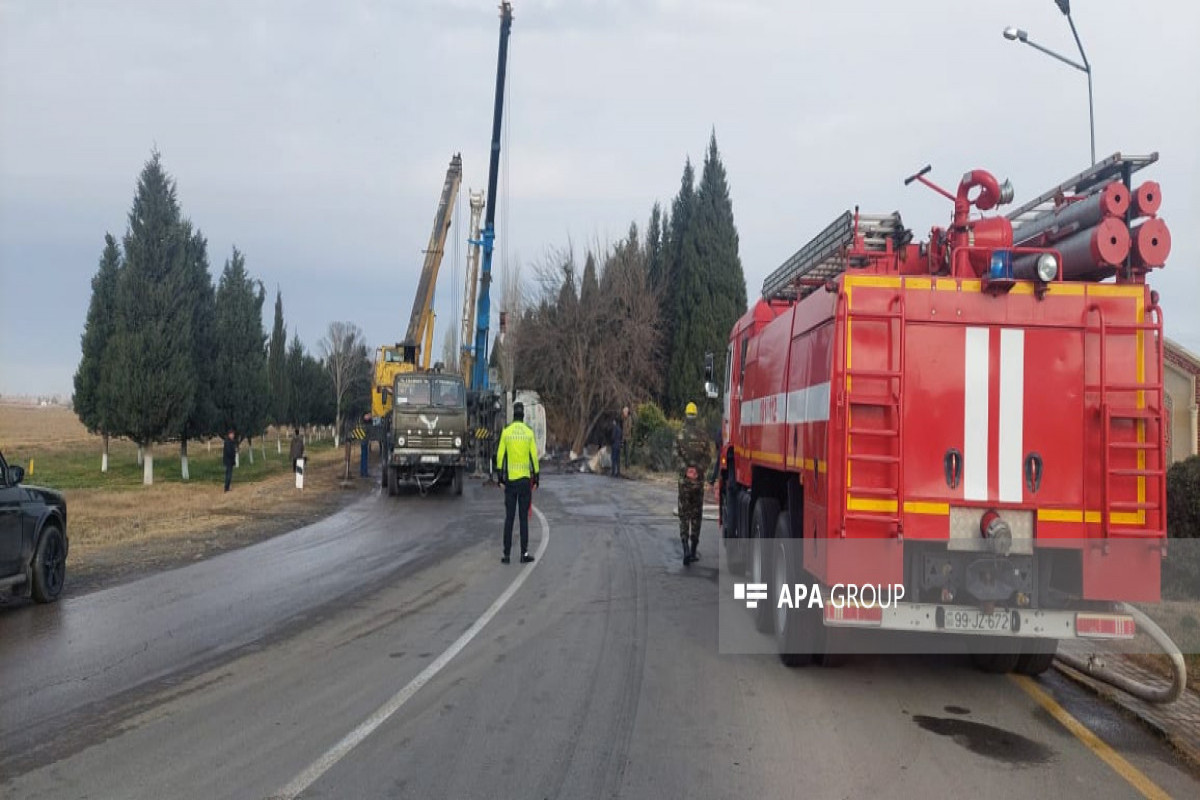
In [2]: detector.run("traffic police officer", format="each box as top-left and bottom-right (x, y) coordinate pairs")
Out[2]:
(496, 401), (539, 564)
(676, 402), (711, 565)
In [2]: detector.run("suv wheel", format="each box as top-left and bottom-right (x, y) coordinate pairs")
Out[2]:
(32, 524), (66, 603)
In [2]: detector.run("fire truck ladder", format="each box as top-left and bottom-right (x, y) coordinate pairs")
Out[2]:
(1085, 302), (1167, 539)
(840, 290), (907, 537)
(762, 210), (905, 301)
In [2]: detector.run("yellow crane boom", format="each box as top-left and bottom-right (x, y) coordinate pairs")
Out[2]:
(404, 153), (463, 369)
(371, 154), (463, 420)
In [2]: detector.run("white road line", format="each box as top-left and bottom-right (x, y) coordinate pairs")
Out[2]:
(275, 506), (551, 800)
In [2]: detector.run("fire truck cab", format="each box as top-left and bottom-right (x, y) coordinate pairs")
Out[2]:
(717, 154), (1171, 673)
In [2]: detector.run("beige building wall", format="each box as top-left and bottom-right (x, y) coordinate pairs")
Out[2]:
(1164, 360), (1197, 464)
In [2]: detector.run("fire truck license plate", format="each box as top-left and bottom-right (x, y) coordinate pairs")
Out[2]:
(942, 608), (1011, 633)
(421, 455), (439, 463)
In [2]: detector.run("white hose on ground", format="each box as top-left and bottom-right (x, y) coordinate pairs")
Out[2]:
(1055, 602), (1187, 705)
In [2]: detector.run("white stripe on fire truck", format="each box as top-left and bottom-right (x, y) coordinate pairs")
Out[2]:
(998, 328), (1025, 503)
(739, 383), (830, 428)
(963, 327), (990, 501)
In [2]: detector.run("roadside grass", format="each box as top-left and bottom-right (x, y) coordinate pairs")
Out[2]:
(66, 445), (352, 550)
(2, 404), (373, 592)
(1, 403), (340, 490)
(7, 435), (339, 490)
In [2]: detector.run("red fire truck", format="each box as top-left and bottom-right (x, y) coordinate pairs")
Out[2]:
(714, 153), (1172, 673)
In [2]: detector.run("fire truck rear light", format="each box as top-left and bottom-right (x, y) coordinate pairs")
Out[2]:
(826, 603), (884, 627)
(1075, 613), (1136, 639)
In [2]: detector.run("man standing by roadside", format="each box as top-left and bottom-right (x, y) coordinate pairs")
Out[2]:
(676, 403), (711, 565)
(496, 401), (539, 564)
(610, 416), (624, 478)
(621, 406), (634, 471)
(222, 429), (237, 492)
(289, 427), (305, 473)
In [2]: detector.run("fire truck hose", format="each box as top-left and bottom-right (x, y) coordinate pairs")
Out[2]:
(1055, 603), (1188, 705)
(1130, 180), (1162, 218)
(1013, 216), (1131, 279)
(1013, 181), (1129, 247)
(1129, 217), (1172, 269)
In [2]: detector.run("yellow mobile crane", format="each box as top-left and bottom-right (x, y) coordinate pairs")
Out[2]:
(371, 153), (463, 420)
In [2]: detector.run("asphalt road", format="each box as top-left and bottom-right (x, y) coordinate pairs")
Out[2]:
(1, 475), (1197, 799)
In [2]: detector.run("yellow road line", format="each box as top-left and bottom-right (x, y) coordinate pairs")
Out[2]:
(1010, 675), (1171, 800)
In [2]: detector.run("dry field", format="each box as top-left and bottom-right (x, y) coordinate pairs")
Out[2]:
(1, 403), (94, 449)
(1, 403), (370, 595)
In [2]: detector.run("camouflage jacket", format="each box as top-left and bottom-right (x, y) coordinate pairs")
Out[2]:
(676, 422), (711, 485)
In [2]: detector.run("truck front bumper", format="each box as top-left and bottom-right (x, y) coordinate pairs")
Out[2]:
(390, 451), (465, 468)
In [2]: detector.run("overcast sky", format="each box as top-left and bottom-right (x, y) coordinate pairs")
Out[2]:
(2, 0), (1198, 397)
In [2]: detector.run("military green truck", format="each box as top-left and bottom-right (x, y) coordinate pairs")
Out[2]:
(384, 370), (468, 496)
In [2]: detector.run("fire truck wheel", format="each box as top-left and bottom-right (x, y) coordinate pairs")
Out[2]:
(453, 467), (464, 496)
(724, 488), (748, 576)
(968, 640), (1021, 674)
(774, 519), (814, 667)
(750, 498), (780, 634)
(1013, 638), (1058, 676)
(388, 468), (399, 497)
(816, 627), (849, 668)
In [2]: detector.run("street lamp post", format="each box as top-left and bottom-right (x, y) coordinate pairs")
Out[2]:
(1004, 0), (1095, 165)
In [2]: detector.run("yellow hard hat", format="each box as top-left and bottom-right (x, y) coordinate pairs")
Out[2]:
(685, 402), (698, 417)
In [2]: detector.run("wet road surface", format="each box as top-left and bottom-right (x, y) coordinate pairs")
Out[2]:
(1, 475), (1197, 798)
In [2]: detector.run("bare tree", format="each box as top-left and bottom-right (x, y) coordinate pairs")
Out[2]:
(320, 320), (366, 447)
(517, 233), (661, 454)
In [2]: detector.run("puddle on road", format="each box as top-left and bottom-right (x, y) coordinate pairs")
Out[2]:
(944, 705), (971, 715)
(914, 715), (1054, 766)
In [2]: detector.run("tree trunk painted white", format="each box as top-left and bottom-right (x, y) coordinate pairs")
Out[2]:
(261, 438), (266, 461)
(101, 433), (109, 473)
(180, 439), (190, 482)
(235, 450), (240, 468)
(277, 436), (282, 454)
(137, 445), (144, 467)
(248, 438), (255, 465)
(143, 446), (154, 486)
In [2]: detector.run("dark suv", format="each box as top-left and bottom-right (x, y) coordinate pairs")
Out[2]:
(0, 451), (68, 603)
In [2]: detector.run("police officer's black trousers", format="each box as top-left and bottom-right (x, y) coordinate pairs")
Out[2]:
(503, 478), (532, 556)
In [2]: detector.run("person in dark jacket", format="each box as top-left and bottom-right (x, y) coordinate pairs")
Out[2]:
(289, 428), (305, 472)
(223, 430), (237, 492)
(610, 417), (624, 478)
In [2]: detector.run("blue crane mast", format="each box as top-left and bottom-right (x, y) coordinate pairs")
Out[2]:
(471, 1), (513, 391)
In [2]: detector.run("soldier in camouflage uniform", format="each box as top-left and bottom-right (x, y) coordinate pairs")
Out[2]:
(676, 402), (711, 565)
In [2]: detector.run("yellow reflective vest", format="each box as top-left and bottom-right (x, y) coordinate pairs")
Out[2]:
(496, 421), (540, 481)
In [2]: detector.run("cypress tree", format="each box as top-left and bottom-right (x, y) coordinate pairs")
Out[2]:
(178, 223), (217, 480)
(105, 152), (197, 485)
(580, 252), (600, 308)
(667, 132), (747, 415)
(73, 233), (122, 472)
(286, 333), (306, 426)
(212, 247), (270, 461)
(268, 289), (290, 429)
(661, 159), (696, 411)
(696, 131), (747, 359)
(646, 203), (663, 285)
